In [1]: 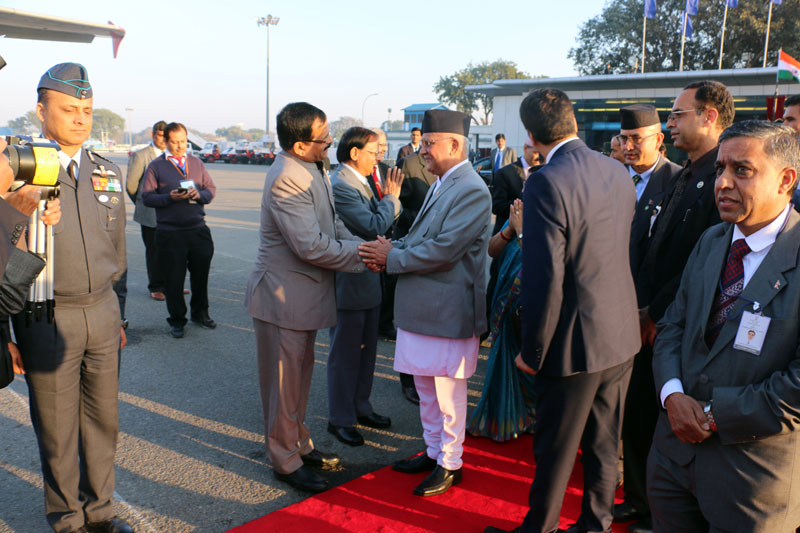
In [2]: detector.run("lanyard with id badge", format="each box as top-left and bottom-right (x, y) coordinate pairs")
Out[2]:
(732, 299), (770, 355)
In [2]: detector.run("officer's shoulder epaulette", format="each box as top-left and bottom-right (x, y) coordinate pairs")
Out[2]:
(85, 149), (117, 167)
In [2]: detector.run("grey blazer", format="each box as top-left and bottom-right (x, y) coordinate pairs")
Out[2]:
(331, 164), (401, 311)
(653, 209), (800, 531)
(244, 151), (364, 330)
(126, 144), (159, 228)
(387, 160), (491, 339)
(490, 146), (518, 171)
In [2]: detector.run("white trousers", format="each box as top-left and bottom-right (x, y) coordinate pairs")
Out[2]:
(414, 375), (468, 471)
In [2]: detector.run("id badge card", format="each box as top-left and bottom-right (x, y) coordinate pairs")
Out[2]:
(733, 310), (771, 355)
(179, 179), (195, 190)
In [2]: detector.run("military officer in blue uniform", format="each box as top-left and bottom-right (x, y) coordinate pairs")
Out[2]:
(11, 63), (132, 533)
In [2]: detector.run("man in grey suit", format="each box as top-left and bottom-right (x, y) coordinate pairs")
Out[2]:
(244, 102), (365, 494)
(649, 120), (800, 532)
(126, 120), (167, 300)
(486, 88), (641, 533)
(360, 109), (492, 497)
(326, 127), (403, 446)
(490, 133), (517, 175)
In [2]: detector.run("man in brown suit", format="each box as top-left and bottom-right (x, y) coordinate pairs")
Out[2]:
(244, 102), (365, 493)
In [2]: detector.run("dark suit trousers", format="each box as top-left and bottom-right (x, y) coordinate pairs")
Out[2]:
(378, 272), (397, 333)
(621, 344), (659, 515)
(327, 307), (379, 426)
(141, 225), (165, 292)
(17, 287), (120, 532)
(522, 359), (633, 533)
(156, 225), (214, 327)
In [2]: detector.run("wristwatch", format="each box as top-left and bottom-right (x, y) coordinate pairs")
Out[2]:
(703, 401), (717, 432)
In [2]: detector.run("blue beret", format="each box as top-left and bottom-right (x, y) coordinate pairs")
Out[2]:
(38, 63), (92, 99)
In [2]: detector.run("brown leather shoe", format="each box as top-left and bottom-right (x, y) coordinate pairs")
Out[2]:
(86, 516), (134, 533)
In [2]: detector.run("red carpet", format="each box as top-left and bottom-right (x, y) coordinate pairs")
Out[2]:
(230, 434), (630, 533)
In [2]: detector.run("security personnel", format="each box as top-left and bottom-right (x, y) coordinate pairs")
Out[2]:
(11, 63), (132, 533)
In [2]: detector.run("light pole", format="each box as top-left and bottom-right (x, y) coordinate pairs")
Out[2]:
(361, 93), (378, 127)
(125, 107), (134, 147)
(257, 15), (280, 136)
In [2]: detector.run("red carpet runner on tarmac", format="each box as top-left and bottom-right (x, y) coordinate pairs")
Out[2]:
(230, 434), (631, 533)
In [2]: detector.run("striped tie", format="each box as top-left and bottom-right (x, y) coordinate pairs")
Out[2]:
(705, 238), (751, 348)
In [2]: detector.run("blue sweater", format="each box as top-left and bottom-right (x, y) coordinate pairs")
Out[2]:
(142, 154), (216, 231)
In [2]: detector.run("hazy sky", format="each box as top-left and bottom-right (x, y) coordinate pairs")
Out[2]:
(1, 0), (606, 136)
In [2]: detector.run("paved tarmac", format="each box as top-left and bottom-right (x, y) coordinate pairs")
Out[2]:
(0, 156), (491, 532)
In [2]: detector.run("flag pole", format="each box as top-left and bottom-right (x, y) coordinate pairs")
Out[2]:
(774, 48), (781, 120)
(679, 11), (687, 71)
(641, 15), (647, 73)
(718, 2), (729, 70)
(763, 1), (774, 68)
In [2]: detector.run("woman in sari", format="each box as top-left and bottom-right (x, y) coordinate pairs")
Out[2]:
(468, 198), (535, 441)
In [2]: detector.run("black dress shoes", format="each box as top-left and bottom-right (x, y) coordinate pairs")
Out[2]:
(301, 449), (341, 468)
(484, 527), (520, 533)
(275, 464), (328, 493)
(191, 313), (216, 329)
(170, 326), (184, 338)
(413, 465), (462, 496)
(357, 412), (391, 428)
(402, 385), (420, 405)
(86, 517), (134, 533)
(628, 516), (653, 533)
(558, 525), (612, 533)
(392, 453), (437, 473)
(613, 501), (647, 523)
(327, 422), (364, 446)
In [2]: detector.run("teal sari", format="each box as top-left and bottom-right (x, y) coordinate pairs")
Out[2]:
(467, 222), (535, 441)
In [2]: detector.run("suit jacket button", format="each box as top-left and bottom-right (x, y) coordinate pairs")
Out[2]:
(699, 374), (709, 384)
(15, 224), (22, 230)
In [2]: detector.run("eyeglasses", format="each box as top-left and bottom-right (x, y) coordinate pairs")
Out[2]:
(361, 148), (379, 156)
(667, 109), (701, 121)
(303, 133), (333, 144)
(618, 132), (659, 145)
(420, 137), (455, 148)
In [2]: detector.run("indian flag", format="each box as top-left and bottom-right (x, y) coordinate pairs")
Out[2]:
(778, 50), (800, 83)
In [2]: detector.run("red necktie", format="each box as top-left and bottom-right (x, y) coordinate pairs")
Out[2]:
(371, 166), (383, 199)
(705, 238), (751, 347)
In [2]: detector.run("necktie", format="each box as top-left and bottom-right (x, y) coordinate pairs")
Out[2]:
(632, 174), (642, 185)
(705, 238), (751, 347)
(371, 166), (383, 199)
(495, 149), (502, 171)
(67, 160), (78, 181)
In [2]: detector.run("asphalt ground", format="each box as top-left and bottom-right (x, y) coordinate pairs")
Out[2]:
(0, 156), (491, 532)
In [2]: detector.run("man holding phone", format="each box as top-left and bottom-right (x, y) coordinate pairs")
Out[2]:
(142, 122), (217, 338)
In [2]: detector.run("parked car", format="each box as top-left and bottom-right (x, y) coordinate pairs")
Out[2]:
(220, 146), (237, 163)
(473, 156), (493, 187)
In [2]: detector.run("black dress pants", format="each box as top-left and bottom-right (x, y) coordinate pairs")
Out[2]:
(141, 224), (165, 292)
(156, 225), (214, 327)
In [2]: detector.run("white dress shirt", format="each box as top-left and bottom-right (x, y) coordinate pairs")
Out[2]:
(58, 149), (83, 178)
(659, 203), (793, 407)
(630, 158), (659, 203)
(545, 137), (580, 164)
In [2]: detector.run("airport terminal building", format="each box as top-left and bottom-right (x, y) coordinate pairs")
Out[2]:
(467, 67), (800, 161)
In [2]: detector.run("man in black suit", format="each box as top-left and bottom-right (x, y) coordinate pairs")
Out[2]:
(396, 127), (422, 162)
(613, 104), (681, 533)
(486, 88), (641, 533)
(616, 82), (733, 533)
(492, 136), (542, 234)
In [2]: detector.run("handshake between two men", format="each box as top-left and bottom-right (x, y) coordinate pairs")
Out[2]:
(357, 165), (403, 273)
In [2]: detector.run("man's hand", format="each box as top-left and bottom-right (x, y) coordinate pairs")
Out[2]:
(169, 188), (192, 201)
(8, 342), (24, 375)
(187, 187), (200, 200)
(639, 307), (657, 346)
(0, 138), (13, 196)
(664, 392), (712, 444)
(382, 167), (404, 197)
(359, 235), (393, 267)
(120, 327), (127, 350)
(41, 198), (61, 226)
(5, 185), (43, 217)
(515, 353), (537, 375)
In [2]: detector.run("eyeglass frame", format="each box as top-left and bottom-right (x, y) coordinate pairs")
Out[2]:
(420, 137), (456, 148)
(302, 132), (333, 144)
(667, 108), (703, 122)
(618, 132), (660, 145)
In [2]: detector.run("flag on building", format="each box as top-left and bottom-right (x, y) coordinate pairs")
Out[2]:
(645, 0), (657, 19)
(778, 50), (800, 83)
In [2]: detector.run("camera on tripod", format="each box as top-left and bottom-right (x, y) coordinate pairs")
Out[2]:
(3, 136), (61, 195)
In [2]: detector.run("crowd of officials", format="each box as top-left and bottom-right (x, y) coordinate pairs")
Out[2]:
(2, 60), (800, 533)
